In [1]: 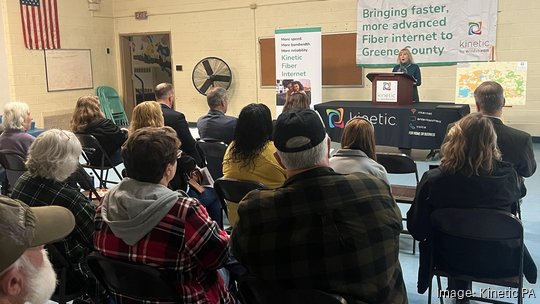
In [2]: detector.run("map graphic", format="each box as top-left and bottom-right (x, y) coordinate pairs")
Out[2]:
(455, 61), (527, 105)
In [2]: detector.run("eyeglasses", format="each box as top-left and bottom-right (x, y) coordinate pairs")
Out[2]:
(60, 129), (71, 141)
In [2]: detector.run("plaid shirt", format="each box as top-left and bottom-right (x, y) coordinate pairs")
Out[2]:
(11, 172), (97, 294)
(231, 167), (407, 304)
(94, 195), (233, 304)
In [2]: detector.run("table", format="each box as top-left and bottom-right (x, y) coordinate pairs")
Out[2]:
(314, 100), (470, 149)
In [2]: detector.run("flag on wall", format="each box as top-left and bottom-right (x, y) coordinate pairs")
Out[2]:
(20, 0), (60, 49)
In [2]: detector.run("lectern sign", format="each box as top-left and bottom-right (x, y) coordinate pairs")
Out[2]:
(376, 81), (398, 102)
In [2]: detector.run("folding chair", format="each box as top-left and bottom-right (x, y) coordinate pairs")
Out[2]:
(214, 177), (266, 228)
(87, 252), (181, 303)
(0, 151), (27, 194)
(238, 275), (348, 304)
(197, 138), (228, 180)
(376, 152), (419, 254)
(428, 208), (524, 304)
(75, 133), (122, 189)
(46, 244), (86, 304)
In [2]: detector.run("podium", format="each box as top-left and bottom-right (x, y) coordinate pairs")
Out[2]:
(366, 72), (416, 105)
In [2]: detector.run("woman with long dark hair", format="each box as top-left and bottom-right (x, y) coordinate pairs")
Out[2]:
(222, 103), (286, 188)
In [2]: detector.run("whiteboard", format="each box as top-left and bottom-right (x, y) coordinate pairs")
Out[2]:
(44, 49), (93, 92)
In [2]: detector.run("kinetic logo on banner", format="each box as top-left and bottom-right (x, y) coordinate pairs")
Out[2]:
(275, 27), (321, 114)
(356, 0), (498, 66)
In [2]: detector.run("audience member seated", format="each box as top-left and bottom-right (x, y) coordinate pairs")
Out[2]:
(0, 101), (34, 157)
(329, 116), (389, 184)
(0, 196), (75, 304)
(155, 82), (205, 167)
(474, 81), (536, 177)
(232, 109), (407, 303)
(11, 129), (102, 303)
(70, 95), (127, 166)
(282, 91), (311, 112)
(94, 127), (233, 303)
(223, 103), (286, 188)
(128, 100), (164, 135)
(407, 113), (537, 300)
(197, 87), (237, 144)
(129, 102), (223, 227)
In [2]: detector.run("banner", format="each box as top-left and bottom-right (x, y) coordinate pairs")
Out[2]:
(275, 27), (321, 114)
(356, 0), (497, 66)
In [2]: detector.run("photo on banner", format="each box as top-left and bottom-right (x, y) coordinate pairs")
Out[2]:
(356, 0), (498, 66)
(275, 27), (321, 115)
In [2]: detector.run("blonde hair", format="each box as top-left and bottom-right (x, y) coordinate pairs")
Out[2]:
(70, 96), (104, 132)
(440, 113), (501, 177)
(397, 48), (415, 64)
(129, 101), (164, 134)
(340, 117), (376, 160)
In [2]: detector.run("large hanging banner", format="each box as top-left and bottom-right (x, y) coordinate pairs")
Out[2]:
(356, 0), (497, 66)
(275, 27), (321, 114)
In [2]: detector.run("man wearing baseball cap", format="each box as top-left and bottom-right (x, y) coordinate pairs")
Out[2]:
(0, 196), (75, 304)
(232, 109), (407, 303)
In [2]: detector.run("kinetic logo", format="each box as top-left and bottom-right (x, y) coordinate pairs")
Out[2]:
(383, 82), (392, 90)
(468, 22), (482, 35)
(326, 108), (345, 129)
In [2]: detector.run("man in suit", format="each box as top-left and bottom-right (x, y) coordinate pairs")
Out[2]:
(197, 87), (237, 144)
(474, 81), (536, 177)
(154, 82), (204, 166)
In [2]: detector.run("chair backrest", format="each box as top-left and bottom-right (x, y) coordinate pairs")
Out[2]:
(430, 208), (524, 280)
(214, 177), (265, 204)
(0, 152), (27, 190)
(239, 276), (348, 304)
(96, 86), (129, 127)
(376, 152), (419, 182)
(197, 139), (228, 180)
(214, 177), (266, 227)
(87, 252), (180, 302)
(75, 133), (116, 167)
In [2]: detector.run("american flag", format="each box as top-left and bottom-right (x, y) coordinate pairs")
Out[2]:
(20, 0), (60, 49)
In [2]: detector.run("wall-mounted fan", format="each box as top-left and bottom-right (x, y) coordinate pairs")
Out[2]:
(192, 57), (232, 95)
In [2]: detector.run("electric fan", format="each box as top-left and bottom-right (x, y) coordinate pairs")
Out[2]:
(192, 57), (232, 95)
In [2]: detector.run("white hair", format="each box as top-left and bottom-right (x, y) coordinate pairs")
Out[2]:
(11, 249), (57, 303)
(3, 101), (29, 130)
(26, 129), (82, 182)
(277, 136), (328, 170)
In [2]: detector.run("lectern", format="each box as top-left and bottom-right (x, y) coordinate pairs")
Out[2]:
(366, 72), (416, 105)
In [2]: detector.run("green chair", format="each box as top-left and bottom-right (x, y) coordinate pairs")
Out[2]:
(96, 86), (129, 127)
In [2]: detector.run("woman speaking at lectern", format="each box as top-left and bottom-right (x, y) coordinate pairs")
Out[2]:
(392, 48), (421, 103)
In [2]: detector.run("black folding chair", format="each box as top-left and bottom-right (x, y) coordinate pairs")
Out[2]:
(0, 151), (27, 194)
(376, 152), (419, 254)
(197, 138), (228, 180)
(75, 133), (122, 189)
(428, 208), (524, 304)
(214, 177), (266, 229)
(87, 251), (180, 303)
